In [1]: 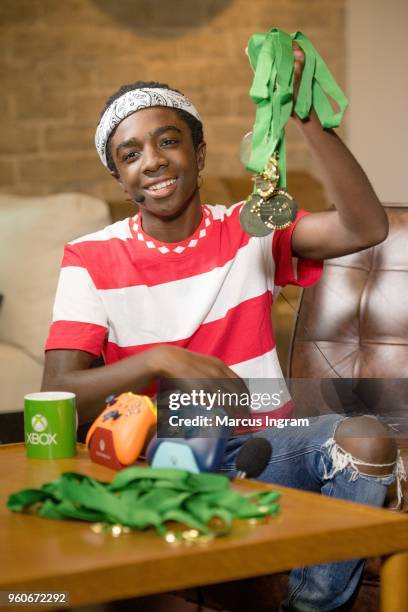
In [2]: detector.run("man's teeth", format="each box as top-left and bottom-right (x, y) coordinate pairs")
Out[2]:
(148, 178), (176, 191)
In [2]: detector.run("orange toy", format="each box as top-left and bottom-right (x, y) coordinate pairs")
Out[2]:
(86, 392), (157, 470)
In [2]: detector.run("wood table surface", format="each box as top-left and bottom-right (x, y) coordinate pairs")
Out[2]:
(1, 444), (408, 610)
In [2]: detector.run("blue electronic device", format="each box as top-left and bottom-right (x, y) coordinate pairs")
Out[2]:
(146, 436), (227, 473)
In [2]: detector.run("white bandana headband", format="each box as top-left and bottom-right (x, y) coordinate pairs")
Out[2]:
(95, 87), (202, 169)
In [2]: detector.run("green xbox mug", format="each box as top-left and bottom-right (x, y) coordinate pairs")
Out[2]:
(24, 392), (77, 459)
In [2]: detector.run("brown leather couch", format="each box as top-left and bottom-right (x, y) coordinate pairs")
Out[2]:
(289, 204), (408, 496)
(180, 204), (408, 611)
(286, 203), (408, 611)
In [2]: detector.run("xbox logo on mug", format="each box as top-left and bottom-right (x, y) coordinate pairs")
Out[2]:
(24, 391), (76, 459)
(31, 414), (48, 433)
(26, 411), (57, 447)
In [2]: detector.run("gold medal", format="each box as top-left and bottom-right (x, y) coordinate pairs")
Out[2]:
(263, 155), (279, 182)
(252, 154), (279, 199)
(239, 194), (272, 237)
(253, 174), (276, 199)
(241, 153), (297, 235)
(259, 190), (298, 230)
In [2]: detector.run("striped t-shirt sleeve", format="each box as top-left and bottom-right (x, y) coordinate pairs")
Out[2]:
(45, 244), (108, 356)
(272, 209), (324, 290)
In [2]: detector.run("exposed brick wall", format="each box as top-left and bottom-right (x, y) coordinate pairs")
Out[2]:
(0, 0), (345, 201)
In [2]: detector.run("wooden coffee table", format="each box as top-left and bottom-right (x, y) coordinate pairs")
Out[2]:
(0, 444), (407, 611)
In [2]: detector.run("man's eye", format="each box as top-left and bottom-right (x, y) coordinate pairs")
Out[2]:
(161, 138), (178, 147)
(123, 151), (140, 162)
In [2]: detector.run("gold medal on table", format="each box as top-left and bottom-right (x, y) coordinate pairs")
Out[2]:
(259, 190), (298, 230)
(239, 194), (272, 237)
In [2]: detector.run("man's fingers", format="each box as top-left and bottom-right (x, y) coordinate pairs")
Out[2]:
(292, 41), (305, 61)
(210, 363), (251, 414)
(158, 352), (252, 416)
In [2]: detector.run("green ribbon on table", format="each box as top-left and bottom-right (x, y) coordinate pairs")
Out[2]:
(246, 28), (349, 187)
(7, 467), (281, 538)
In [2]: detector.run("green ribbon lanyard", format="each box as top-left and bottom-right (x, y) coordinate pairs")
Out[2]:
(246, 28), (349, 187)
(7, 467), (280, 538)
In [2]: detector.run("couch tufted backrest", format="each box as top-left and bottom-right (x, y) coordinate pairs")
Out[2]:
(288, 205), (408, 420)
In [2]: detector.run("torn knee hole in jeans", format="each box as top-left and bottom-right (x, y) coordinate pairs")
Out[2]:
(322, 437), (407, 509)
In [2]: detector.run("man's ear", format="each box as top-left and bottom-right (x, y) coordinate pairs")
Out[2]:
(109, 169), (120, 182)
(196, 141), (206, 172)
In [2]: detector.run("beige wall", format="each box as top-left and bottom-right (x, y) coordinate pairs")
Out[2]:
(0, 0), (345, 201)
(346, 0), (408, 203)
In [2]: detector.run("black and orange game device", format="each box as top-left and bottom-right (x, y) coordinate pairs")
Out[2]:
(86, 392), (157, 470)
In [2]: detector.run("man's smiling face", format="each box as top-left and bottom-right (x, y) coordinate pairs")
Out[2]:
(110, 107), (206, 221)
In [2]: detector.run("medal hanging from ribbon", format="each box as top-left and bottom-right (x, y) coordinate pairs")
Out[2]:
(239, 28), (349, 236)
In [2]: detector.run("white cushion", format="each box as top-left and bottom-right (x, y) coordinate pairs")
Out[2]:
(0, 343), (43, 413)
(0, 193), (111, 363)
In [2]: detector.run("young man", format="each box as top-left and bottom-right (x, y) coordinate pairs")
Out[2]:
(42, 49), (402, 610)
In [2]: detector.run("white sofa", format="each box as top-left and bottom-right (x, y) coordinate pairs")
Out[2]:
(0, 193), (112, 414)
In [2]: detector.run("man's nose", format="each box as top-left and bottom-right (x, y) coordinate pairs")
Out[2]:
(140, 144), (168, 174)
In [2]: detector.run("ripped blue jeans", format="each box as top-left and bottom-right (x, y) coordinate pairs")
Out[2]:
(219, 414), (403, 612)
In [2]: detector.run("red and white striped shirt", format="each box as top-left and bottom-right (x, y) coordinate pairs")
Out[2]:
(45, 202), (323, 420)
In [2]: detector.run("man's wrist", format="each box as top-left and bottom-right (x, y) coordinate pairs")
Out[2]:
(292, 110), (338, 149)
(144, 346), (167, 378)
(292, 108), (320, 132)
